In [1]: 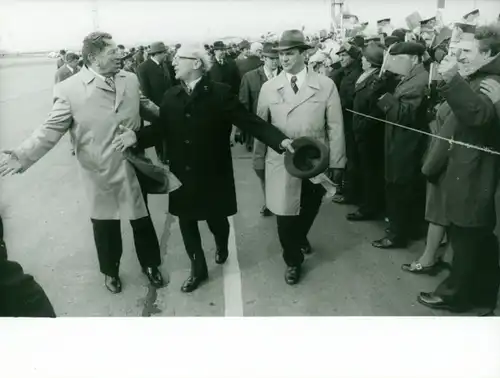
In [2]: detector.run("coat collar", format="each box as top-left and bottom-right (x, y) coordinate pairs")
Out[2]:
(354, 69), (379, 93)
(270, 70), (321, 115)
(80, 66), (127, 111)
(172, 74), (212, 101)
(397, 63), (426, 89)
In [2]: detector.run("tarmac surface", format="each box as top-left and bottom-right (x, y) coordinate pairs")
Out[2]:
(0, 58), (497, 317)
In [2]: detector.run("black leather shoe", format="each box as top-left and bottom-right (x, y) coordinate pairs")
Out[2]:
(417, 292), (469, 313)
(260, 206), (272, 217)
(104, 275), (122, 294)
(300, 241), (312, 255)
(181, 272), (208, 293)
(285, 266), (301, 285)
(143, 267), (165, 288)
(372, 236), (407, 249)
(215, 248), (229, 265)
(346, 210), (376, 221)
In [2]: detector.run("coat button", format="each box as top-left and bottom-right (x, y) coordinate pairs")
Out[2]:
(185, 140), (190, 144)
(186, 166), (191, 171)
(186, 113), (191, 118)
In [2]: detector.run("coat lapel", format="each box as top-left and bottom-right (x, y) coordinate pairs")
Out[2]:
(287, 72), (319, 115)
(80, 66), (115, 93)
(114, 71), (127, 110)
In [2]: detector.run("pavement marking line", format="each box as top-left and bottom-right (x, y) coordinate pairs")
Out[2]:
(223, 216), (244, 317)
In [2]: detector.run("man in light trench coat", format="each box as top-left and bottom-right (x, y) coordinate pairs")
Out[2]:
(0, 32), (165, 294)
(254, 30), (346, 285)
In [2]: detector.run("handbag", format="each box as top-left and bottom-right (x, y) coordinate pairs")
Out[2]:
(123, 149), (181, 194)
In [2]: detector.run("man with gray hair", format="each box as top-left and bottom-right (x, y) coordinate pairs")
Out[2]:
(0, 31), (165, 294)
(114, 43), (294, 293)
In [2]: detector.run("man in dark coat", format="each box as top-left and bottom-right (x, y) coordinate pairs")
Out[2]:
(372, 42), (430, 249)
(54, 52), (80, 83)
(0, 215), (56, 317)
(418, 26), (500, 314)
(347, 42), (389, 221)
(115, 45), (292, 293)
(209, 41), (241, 96)
(239, 42), (280, 216)
(136, 41), (174, 164)
(331, 38), (364, 205)
(236, 42), (263, 77)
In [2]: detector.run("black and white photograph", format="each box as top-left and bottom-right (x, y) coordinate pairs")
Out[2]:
(1, 0), (500, 377)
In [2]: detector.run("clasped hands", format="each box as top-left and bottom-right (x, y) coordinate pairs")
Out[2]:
(111, 125), (137, 152)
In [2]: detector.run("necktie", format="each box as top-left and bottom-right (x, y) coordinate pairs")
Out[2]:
(105, 76), (115, 92)
(291, 75), (298, 94)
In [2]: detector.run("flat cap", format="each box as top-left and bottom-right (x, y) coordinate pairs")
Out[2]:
(389, 41), (426, 56)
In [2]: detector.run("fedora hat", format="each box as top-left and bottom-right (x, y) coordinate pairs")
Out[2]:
(275, 29), (311, 51)
(149, 41), (167, 55)
(213, 41), (226, 50)
(261, 42), (278, 57)
(284, 137), (329, 179)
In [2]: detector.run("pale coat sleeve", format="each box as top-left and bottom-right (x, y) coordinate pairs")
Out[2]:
(253, 83), (270, 170)
(325, 81), (346, 168)
(13, 84), (73, 170)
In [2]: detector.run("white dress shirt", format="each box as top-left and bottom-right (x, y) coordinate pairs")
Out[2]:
(88, 66), (107, 81)
(66, 65), (74, 73)
(264, 66), (278, 80)
(185, 76), (202, 92)
(151, 57), (161, 66)
(285, 66), (307, 91)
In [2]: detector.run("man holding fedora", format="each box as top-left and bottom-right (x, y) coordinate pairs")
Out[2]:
(255, 29), (346, 285)
(115, 44), (294, 293)
(240, 42), (281, 217)
(209, 41), (241, 96)
(137, 41), (174, 164)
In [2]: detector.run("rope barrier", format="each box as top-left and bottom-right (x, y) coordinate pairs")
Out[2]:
(345, 108), (500, 156)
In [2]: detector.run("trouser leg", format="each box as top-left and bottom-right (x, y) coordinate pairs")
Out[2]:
(206, 217), (230, 251)
(130, 216), (161, 268)
(178, 218), (208, 276)
(91, 219), (122, 277)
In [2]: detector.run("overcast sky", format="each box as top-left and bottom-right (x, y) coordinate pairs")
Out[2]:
(0, 0), (498, 52)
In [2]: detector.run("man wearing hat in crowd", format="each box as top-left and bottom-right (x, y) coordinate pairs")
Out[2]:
(136, 41), (174, 164)
(255, 29), (345, 285)
(330, 36), (364, 206)
(209, 41), (241, 96)
(236, 42), (264, 77)
(384, 29), (407, 48)
(347, 42), (394, 222)
(116, 43), (293, 293)
(236, 40), (251, 60)
(372, 41), (430, 249)
(240, 42), (281, 217)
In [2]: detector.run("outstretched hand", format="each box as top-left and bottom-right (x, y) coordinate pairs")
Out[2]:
(0, 151), (23, 176)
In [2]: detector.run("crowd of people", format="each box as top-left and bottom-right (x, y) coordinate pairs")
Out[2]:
(1, 7), (500, 316)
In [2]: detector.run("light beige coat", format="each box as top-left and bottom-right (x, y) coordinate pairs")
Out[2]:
(13, 67), (158, 220)
(254, 71), (346, 216)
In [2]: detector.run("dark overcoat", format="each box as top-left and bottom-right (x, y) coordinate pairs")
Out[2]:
(136, 75), (287, 220)
(433, 56), (500, 228)
(209, 59), (241, 96)
(378, 63), (430, 183)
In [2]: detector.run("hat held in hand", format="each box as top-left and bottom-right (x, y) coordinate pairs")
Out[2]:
(284, 137), (329, 179)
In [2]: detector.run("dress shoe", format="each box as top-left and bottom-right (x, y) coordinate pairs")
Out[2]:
(142, 266), (165, 288)
(285, 266), (301, 285)
(346, 210), (376, 222)
(401, 258), (450, 276)
(104, 275), (122, 294)
(417, 292), (469, 313)
(260, 206), (272, 217)
(372, 236), (407, 249)
(215, 247), (229, 265)
(300, 241), (312, 255)
(181, 272), (208, 293)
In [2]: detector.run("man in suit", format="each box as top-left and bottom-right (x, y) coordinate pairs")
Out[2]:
(236, 42), (263, 77)
(55, 52), (80, 83)
(0, 31), (165, 294)
(255, 30), (346, 285)
(239, 42), (280, 216)
(209, 41), (241, 96)
(56, 49), (66, 69)
(114, 44), (293, 293)
(137, 41), (174, 164)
